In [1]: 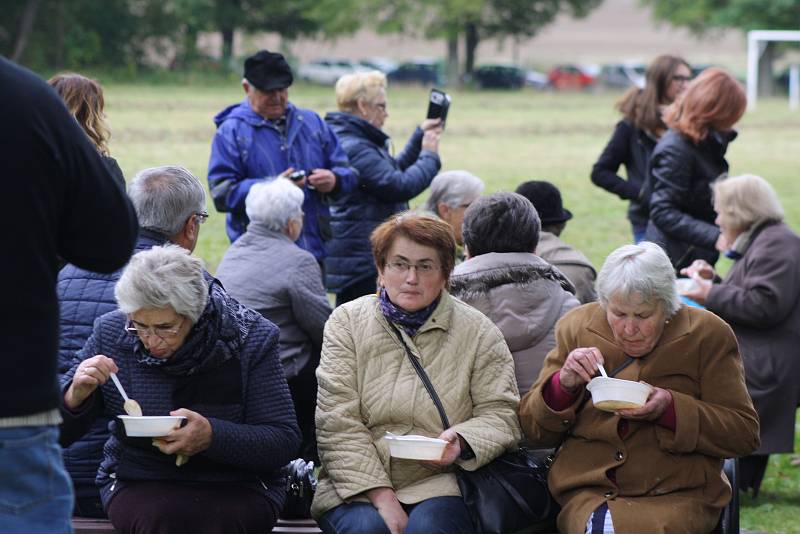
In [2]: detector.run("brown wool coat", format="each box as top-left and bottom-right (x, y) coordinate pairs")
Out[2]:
(520, 303), (760, 534)
(705, 221), (800, 454)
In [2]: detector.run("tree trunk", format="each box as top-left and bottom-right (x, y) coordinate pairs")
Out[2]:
(757, 42), (776, 98)
(446, 33), (459, 87)
(221, 28), (235, 67)
(54, 0), (66, 69)
(464, 22), (479, 77)
(11, 0), (42, 63)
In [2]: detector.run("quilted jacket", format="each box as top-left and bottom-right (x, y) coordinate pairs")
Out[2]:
(56, 229), (168, 502)
(323, 112), (440, 292)
(207, 100), (356, 260)
(311, 291), (522, 518)
(59, 280), (301, 512)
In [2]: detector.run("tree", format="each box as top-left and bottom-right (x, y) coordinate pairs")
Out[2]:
(640, 0), (800, 96)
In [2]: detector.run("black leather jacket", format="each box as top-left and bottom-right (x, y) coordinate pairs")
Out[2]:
(644, 128), (736, 270)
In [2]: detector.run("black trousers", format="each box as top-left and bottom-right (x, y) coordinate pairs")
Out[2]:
(287, 368), (319, 464)
(739, 454), (769, 498)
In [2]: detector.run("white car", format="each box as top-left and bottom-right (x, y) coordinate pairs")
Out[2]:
(297, 59), (368, 85)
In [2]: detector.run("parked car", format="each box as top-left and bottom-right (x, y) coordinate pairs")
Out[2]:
(596, 63), (646, 90)
(525, 69), (550, 90)
(297, 58), (368, 85)
(359, 57), (398, 74)
(470, 64), (526, 89)
(387, 60), (445, 86)
(547, 64), (599, 90)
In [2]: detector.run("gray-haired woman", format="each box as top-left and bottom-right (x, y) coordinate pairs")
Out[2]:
(423, 170), (484, 247)
(60, 245), (300, 533)
(450, 192), (579, 395)
(216, 177), (331, 462)
(519, 242), (759, 534)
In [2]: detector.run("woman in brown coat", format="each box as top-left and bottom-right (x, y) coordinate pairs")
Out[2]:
(520, 241), (759, 534)
(682, 174), (800, 497)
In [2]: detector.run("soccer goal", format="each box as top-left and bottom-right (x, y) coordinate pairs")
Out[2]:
(747, 30), (800, 110)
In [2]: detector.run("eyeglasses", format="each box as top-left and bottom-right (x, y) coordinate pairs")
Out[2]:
(672, 75), (692, 83)
(386, 260), (439, 276)
(374, 102), (387, 112)
(195, 211), (209, 224)
(125, 317), (185, 341)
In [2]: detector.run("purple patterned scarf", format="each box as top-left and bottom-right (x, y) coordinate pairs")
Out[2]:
(379, 287), (440, 337)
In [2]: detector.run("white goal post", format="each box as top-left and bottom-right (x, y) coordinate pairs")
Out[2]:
(747, 30), (800, 110)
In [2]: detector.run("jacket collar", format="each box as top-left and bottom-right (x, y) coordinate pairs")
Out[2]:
(245, 223), (294, 243)
(584, 302), (692, 352)
(450, 252), (575, 297)
(375, 289), (453, 339)
(325, 111), (389, 146)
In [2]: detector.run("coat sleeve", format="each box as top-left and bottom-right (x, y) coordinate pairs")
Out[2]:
(590, 121), (640, 200)
(207, 121), (264, 214)
(519, 313), (586, 447)
(654, 314), (760, 458)
(350, 140), (441, 203)
(203, 321), (302, 471)
(450, 322), (523, 471)
(288, 254), (333, 347)
(395, 127), (423, 170)
(315, 306), (393, 499)
(705, 229), (800, 329)
(319, 119), (357, 199)
(58, 325), (106, 447)
(648, 143), (720, 249)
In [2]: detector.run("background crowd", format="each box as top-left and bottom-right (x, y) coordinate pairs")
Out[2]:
(2, 45), (799, 534)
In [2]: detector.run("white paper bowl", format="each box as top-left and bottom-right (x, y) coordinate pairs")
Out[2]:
(118, 415), (186, 437)
(586, 377), (652, 412)
(384, 434), (448, 460)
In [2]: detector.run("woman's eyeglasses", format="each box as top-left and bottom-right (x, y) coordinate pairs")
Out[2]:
(125, 318), (184, 341)
(672, 75), (692, 83)
(386, 260), (439, 276)
(195, 211), (209, 224)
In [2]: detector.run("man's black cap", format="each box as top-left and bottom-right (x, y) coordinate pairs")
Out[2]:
(244, 50), (293, 91)
(515, 180), (573, 225)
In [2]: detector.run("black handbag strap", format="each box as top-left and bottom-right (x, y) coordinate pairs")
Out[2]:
(389, 323), (451, 430)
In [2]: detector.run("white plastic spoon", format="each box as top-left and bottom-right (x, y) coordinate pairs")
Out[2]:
(597, 363), (609, 379)
(110, 373), (142, 417)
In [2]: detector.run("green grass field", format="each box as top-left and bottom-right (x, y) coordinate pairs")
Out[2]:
(104, 80), (800, 532)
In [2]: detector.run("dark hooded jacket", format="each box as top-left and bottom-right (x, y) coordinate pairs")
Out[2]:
(60, 280), (301, 512)
(323, 112), (440, 292)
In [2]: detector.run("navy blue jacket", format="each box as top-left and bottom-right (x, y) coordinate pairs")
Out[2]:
(207, 100), (356, 260)
(59, 280), (301, 512)
(57, 229), (168, 502)
(323, 112), (440, 292)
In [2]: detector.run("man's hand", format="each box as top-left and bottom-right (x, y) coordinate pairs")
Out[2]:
(366, 487), (408, 534)
(152, 408), (212, 458)
(616, 385), (672, 421)
(307, 169), (336, 193)
(65, 355), (118, 410)
(280, 167), (306, 188)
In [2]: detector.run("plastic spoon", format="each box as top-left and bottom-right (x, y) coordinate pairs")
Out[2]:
(110, 373), (142, 417)
(597, 363), (609, 379)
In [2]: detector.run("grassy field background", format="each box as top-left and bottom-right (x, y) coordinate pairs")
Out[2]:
(104, 80), (800, 533)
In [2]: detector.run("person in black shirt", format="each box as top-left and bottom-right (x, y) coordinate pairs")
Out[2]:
(0, 57), (137, 533)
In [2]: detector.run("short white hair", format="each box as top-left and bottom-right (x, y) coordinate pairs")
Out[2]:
(115, 245), (208, 324)
(713, 174), (784, 232)
(423, 170), (485, 215)
(128, 166), (206, 236)
(245, 178), (304, 232)
(596, 242), (680, 316)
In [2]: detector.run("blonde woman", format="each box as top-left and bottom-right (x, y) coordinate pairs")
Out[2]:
(48, 72), (125, 189)
(681, 174), (800, 497)
(324, 71), (444, 305)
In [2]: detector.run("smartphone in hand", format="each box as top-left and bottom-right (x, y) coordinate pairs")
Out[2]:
(426, 89), (451, 127)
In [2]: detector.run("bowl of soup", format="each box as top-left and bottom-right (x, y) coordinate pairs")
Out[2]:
(384, 433), (448, 460)
(587, 377), (652, 412)
(118, 415), (186, 437)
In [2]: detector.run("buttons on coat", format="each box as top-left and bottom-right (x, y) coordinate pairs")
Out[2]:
(615, 451), (624, 461)
(604, 491), (614, 499)
(562, 419), (571, 427)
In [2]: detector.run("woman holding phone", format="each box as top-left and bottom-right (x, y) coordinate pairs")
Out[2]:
(324, 71), (444, 305)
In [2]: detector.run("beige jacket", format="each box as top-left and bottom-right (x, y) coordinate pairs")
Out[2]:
(312, 291), (522, 518)
(536, 231), (597, 304)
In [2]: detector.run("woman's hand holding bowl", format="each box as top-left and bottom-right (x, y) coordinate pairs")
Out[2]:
(420, 428), (462, 468)
(65, 355), (118, 410)
(616, 384), (672, 421)
(560, 347), (605, 393)
(151, 408), (212, 458)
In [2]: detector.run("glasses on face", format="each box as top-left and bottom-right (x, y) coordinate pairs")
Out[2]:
(374, 102), (387, 112)
(386, 259), (439, 276)
(195, 211), (209, 224)
(125, 317), (184, 341)
(672, 75), (691, 83)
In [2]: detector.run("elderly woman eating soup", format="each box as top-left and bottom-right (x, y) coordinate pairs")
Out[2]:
(681, 174), (800, 497)
(312, 212), (522, 534)
(60, 245), (300, 534)
(520, 241), (759, 534)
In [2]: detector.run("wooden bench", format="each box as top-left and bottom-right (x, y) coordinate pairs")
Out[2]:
(72, 517), (322, 533)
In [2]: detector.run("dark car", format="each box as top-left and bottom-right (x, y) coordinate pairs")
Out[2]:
(387, 60), (445, 86)
(471, 64), (526, 89)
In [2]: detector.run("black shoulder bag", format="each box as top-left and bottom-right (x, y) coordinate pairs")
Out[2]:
(389, 324), (558, 534)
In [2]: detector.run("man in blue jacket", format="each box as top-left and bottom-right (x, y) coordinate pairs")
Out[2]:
(207, 50), (355, 264)
(57, 165), (209, 518)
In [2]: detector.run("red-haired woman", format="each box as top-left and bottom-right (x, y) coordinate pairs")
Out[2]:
(591, 55), (691, 243)
(644, 68), (747, 271)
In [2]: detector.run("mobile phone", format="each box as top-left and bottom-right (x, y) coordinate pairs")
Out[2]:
(287, 170), (306, 182)
(426, 88), (451, 126)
